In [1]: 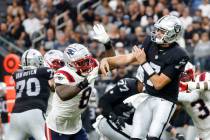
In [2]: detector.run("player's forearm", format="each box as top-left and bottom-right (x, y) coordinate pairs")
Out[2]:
(107, 54), (136, 68)
(149, 74), (171, 90)
(140, 61), (159, 89)
(188, 81), (210, 91)
(140, 62), (170, 90)
(55, 85), (81, 101)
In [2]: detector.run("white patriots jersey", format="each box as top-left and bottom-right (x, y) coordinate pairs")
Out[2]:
(46, 64), (99, 135)
(179, 72), (210, 132)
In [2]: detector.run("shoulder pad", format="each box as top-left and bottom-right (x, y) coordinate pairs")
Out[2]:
(55, 67), (75, 85)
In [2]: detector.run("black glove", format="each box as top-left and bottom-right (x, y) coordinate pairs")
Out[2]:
(109, 112), (126, 130)
(176, 133), (185, 140)
(77, 78), (89, 90)
(117, 103), (134, 112)
(116, 103), (135, 118)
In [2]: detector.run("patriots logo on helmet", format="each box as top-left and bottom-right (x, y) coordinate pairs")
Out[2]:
(64, 43), (97, 76)
(66, 48), (77, 56)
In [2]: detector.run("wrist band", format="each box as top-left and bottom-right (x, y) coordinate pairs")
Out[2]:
(141, 62), (155, 77)
(104, 41), (112, 50)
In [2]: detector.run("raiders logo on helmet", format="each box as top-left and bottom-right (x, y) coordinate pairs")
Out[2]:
(174, 24), (181, 33)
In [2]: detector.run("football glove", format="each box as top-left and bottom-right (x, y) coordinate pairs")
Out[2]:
(92, 24), (110, 44)
(109, 112), (126, 130)
(117, 103), (135, 118)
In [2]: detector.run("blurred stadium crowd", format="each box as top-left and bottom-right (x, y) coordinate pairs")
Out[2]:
(1, 0), (210, 140)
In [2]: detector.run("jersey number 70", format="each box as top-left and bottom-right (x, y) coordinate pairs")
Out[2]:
(16, 78), (40, 98)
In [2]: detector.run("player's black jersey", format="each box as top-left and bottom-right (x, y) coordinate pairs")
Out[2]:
(99, 78), (138, 121)
(141, 36), (189, 103)
(12, 67), (54, 113)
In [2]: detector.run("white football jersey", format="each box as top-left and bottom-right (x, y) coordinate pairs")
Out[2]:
(181, 90), (210, 130)
(179, 73), (210, 133)
(46, 63), (99, 135)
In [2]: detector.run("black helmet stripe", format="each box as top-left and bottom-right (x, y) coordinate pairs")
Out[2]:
(158, 16), (166, 23)
(25, 50), (29, 66)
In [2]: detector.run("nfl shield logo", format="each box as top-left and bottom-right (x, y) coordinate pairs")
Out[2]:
(155, 55), (158, 59)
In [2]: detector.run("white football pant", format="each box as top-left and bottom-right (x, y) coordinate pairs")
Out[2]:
(131, 95), (176, 139)
(6, 109), (46, 140)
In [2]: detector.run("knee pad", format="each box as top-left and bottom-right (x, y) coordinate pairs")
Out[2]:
(146, 136), (160, 140)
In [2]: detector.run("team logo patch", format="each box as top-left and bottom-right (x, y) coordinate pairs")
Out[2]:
(66, 48), (77, 56)
(175, 58), (188, 69)
(174, 24), (181, 33)
(57, 76), (64, 80)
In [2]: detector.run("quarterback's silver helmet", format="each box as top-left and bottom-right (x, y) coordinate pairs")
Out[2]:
(64, 43), (96, 76)
(151, 15), (183, 44)
(44, 50), (64, 69)
(21, 49), (44, 69)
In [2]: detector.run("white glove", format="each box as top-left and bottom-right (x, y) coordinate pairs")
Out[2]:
(92, 24), (110, 44)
